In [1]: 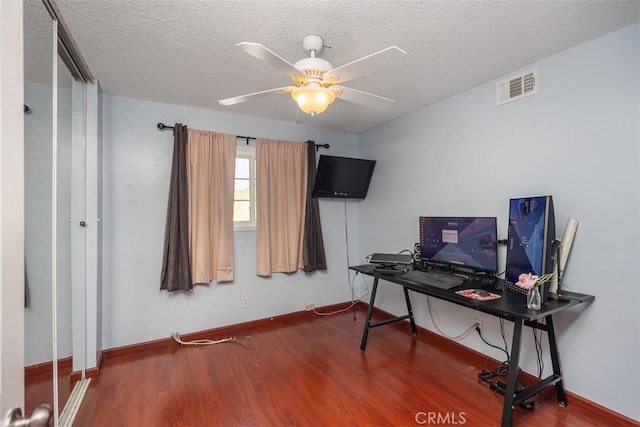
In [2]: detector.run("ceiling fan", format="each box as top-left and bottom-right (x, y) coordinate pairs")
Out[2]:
(218, 35), (406, 116)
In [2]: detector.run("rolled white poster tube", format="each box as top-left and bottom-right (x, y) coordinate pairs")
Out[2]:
(559, 218), (579, 273)
(550, 218), (579, 294)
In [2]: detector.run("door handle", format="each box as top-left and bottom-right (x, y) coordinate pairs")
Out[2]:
(2, 404), (52, 427)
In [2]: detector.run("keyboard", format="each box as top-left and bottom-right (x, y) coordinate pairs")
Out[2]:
(400, 270), (465, 290)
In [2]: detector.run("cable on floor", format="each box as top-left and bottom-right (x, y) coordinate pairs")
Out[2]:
(312, 300), (361, 316)
(171, 332), (251, 346)
(475, 320), (524, 393)
(477, 360), (510, 385)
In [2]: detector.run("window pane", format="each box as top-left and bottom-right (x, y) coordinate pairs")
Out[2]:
(235, 178), (250, 190)
(236, 158), (250, 179)
(235, 179), (250, 200)
(234, 200), (251, 222)
(234, 149), (256, 228)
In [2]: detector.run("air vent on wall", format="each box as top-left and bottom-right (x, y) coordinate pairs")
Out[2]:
(496, 69), (538, 105)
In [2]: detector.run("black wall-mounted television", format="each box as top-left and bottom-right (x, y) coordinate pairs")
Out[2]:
(312, 155), (376, 199)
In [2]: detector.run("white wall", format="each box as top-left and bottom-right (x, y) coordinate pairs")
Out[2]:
(101, 95), (360, 349)
(0, 0), (25, 412)
(358, 23), (639, 420)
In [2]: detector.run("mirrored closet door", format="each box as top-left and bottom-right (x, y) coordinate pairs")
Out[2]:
(24, 0), (58, 416)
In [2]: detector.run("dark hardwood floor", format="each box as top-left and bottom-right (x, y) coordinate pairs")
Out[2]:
(70, 305), (633, 426)
(25, 357), (72, 417)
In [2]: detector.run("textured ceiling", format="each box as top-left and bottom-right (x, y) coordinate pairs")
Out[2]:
(27, 0), (640, 134)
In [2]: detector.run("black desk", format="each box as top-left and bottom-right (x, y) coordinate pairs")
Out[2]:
(351, 264), (594, 427)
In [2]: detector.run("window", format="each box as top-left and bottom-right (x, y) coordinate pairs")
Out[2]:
(234, 145), (256, 231)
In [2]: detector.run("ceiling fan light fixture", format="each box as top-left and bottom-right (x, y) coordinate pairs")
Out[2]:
(221, 36), (405, 115)
(291, 84), (336, 116)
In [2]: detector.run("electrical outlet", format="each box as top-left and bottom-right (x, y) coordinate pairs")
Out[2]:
(242, 296), (249, 308)
(474, 319), (483, 333)
(305, 304), (315, 311)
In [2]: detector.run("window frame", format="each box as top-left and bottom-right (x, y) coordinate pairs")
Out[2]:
(234, 144), (256, 231)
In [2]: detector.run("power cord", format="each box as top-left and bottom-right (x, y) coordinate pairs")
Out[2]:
(310, 255), (370, 318)
(171, 332), (251, 346)
(499, 319), (510, 363)
(312, 300), (361, 316)
(475, 322), (535, 410)
(477, 361), (510, 385)
(310, 201), (367, 320)
(349, 256), (371, 299)
(476, 320), (510, 384)
(344, 199), (351, 285)
(425, 297), (478, 341)
(533, 327), (544, 379)
(341, 200), (370, 319)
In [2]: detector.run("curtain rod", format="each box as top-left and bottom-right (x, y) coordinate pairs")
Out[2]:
(157, 122), (330, 151)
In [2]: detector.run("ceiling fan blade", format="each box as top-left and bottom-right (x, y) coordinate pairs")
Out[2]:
(325, 46), (407, 84)
(219, 86), (295, 106)
(333, 85), (395, 111)
(237, 42), (303, 78)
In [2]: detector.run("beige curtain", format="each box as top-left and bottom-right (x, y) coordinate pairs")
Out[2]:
(187, 129), (236, 283)
(256, 139), (308, 276)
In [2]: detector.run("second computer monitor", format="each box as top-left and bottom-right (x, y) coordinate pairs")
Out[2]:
(419, 217), (498, 273)
(505, 195), (556, 284)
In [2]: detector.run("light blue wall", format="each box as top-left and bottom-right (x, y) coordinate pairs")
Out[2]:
(358, 23), (639, 420)
(100, 95), (360, 349)
(98, 23), (638, 420)
(24, 82), (53, 365)
(24, 81), (73, 365)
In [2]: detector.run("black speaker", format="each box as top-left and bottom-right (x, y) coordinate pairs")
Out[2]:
(413, 243), (424, 270)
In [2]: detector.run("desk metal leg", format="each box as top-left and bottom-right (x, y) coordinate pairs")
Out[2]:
(501, 318), (524, 427)
(546, 315), (567, 406)
(360, 278), (379, 351)
(403, 287), (418, 336)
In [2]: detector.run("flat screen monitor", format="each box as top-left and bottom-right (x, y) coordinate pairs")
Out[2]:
(312, 155), (376, 199)
(419, 217), (498, 273)
(505, 195), (555, 284)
